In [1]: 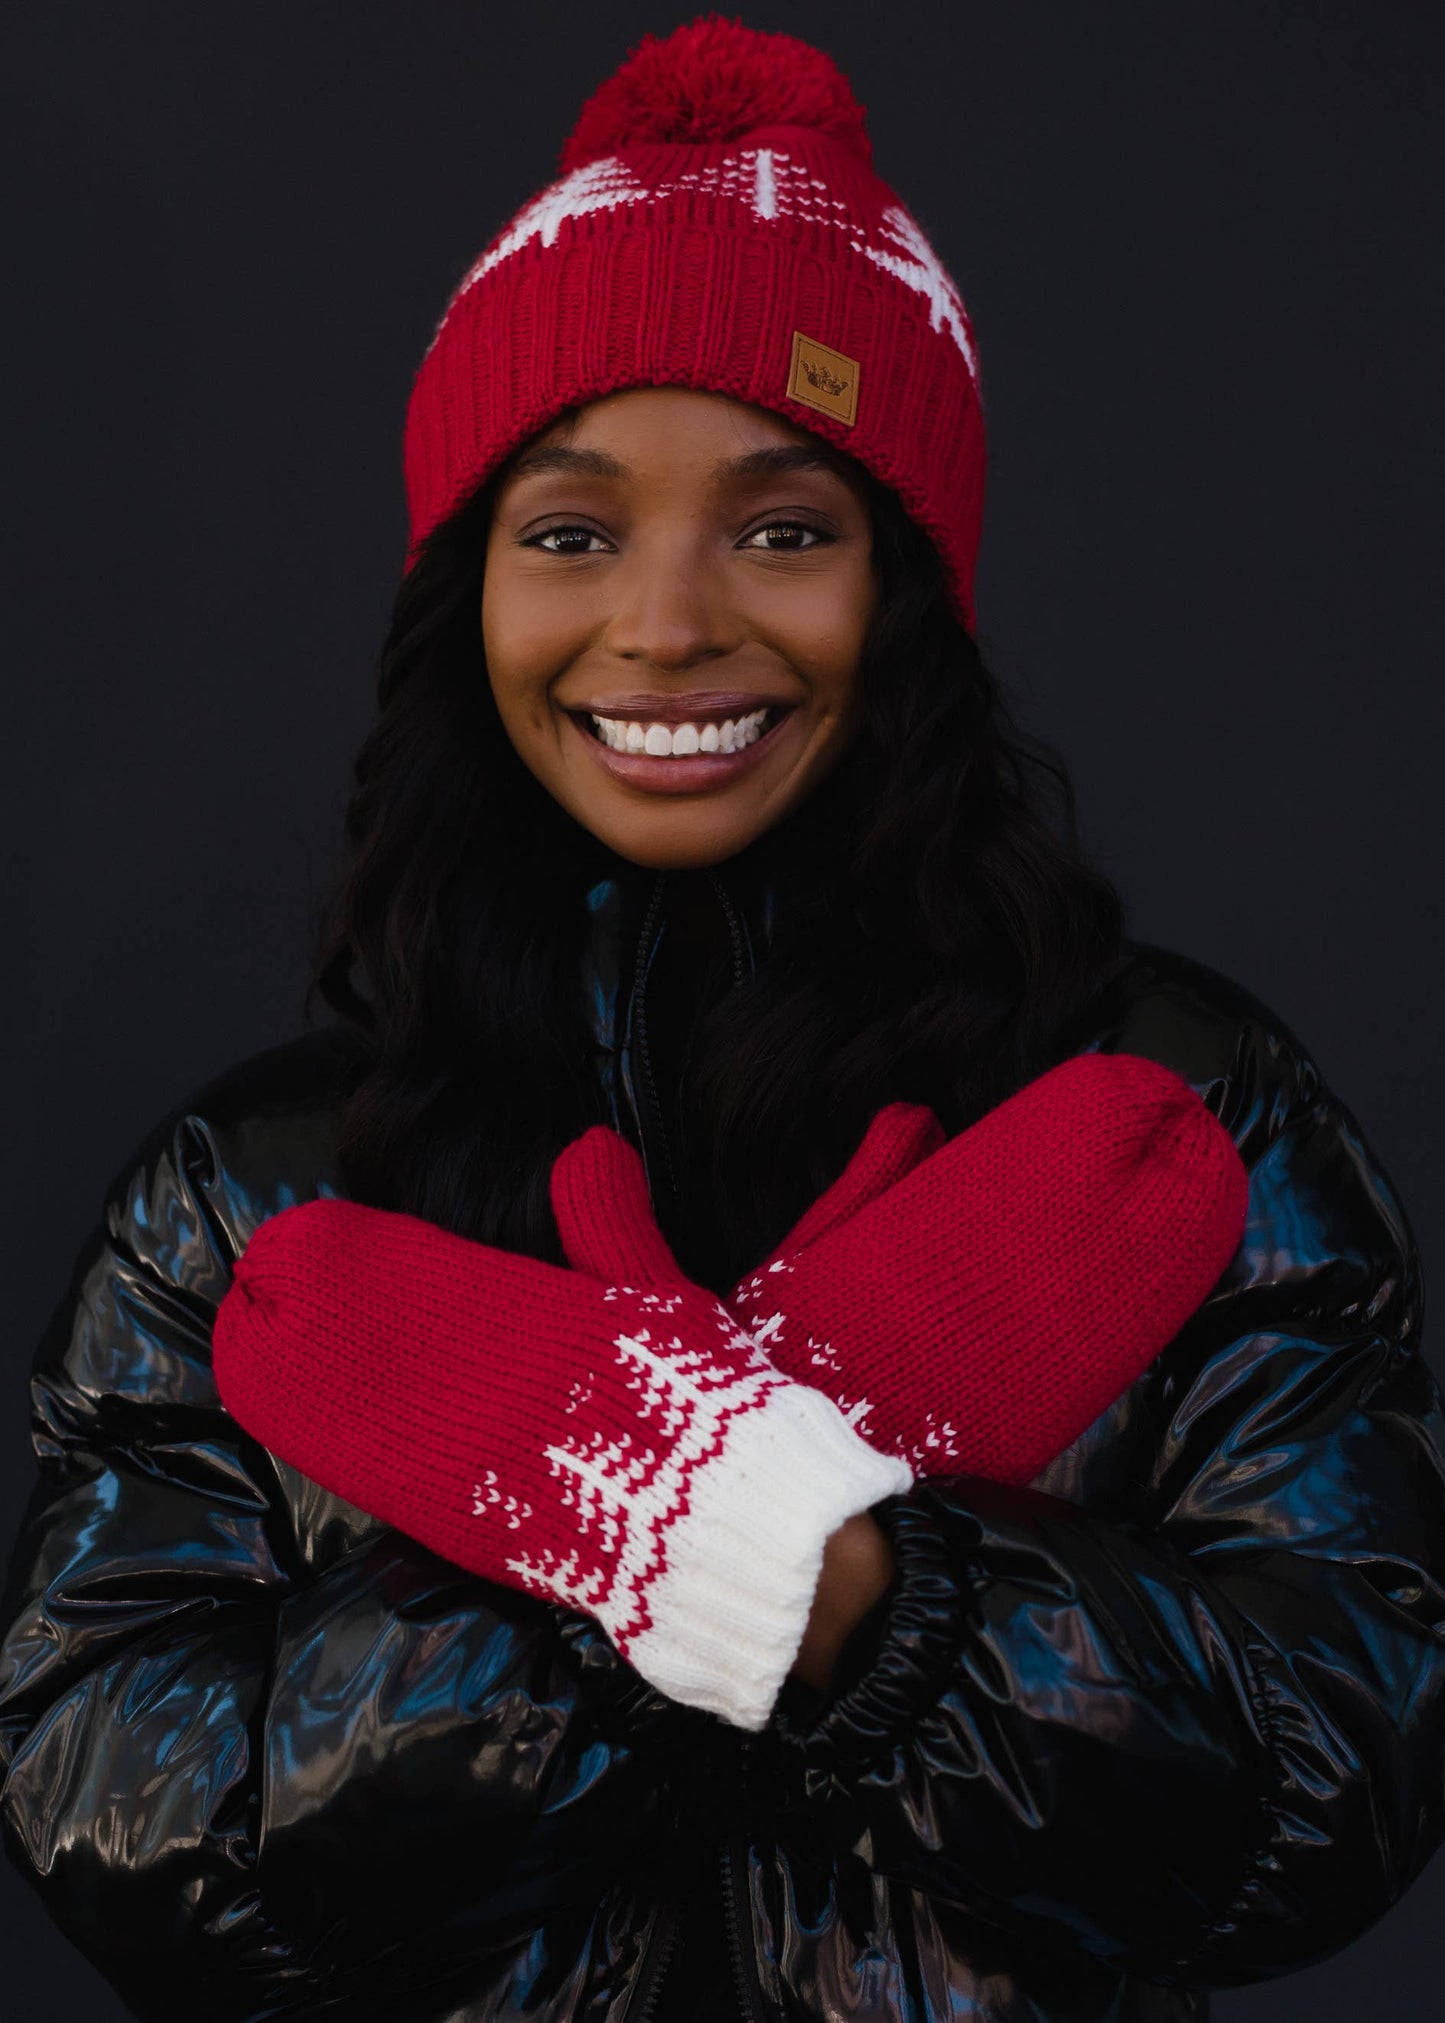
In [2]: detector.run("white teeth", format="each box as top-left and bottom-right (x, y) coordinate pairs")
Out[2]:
(588, 707), (772, 757)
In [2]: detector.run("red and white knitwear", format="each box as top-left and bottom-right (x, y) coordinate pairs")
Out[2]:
(552, 1052), (1252, 1490)
(212, 1202), (910, 1733)
(401, 14), (987, 632)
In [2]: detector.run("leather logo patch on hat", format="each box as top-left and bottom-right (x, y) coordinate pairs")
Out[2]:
(787, 331), (859, 427)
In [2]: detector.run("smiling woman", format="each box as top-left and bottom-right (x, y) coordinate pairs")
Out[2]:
(3, 14), (1443, 2023)
(481, 389), (878, 865)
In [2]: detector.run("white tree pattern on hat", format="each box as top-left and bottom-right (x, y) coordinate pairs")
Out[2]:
(426, 148), (978, 385)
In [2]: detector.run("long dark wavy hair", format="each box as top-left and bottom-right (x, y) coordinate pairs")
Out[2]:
(304, 426), (1130, 1294)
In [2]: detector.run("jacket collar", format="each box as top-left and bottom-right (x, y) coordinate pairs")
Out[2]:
(578, 857), (779, 1139)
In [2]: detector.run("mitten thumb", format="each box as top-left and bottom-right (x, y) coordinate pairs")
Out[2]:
(550, 1125), (683, 1283)
(731, 1101), (945, 1300)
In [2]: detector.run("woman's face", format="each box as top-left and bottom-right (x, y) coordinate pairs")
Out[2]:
(481, 387), (878, 870)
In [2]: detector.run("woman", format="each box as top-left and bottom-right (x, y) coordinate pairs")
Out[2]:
(2, 17), (1442, 2022)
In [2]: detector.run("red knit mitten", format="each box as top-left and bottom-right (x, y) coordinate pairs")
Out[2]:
(552, 1052), (1250, 1486)
(212, 1195), (909, 1731)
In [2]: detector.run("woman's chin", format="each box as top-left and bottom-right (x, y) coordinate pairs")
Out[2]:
(568, 804), (773, 873)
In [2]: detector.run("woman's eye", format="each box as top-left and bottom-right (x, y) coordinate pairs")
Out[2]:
(523, 520), (830, 555)
(527, 525), (611, 555)
(745, 520), (829, 552)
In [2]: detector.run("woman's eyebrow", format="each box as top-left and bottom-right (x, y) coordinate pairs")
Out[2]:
(713, 445), (852, 484)
(508, 445), (628, 481)
(505, 443), (851, 485)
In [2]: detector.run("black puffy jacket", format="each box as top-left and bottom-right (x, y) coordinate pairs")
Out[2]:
(3, 861), (1444, 2023)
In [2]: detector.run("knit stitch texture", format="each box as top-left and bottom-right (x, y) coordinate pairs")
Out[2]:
(212, 1201), (908, 1731)
(553, 1050), (1251, 1483)
(401, 15), (987, 631)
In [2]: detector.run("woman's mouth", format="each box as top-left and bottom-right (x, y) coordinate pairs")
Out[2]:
(563, 704), (797, 795)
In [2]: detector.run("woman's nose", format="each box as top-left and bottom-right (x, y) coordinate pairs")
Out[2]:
(600, 549), (738, 672)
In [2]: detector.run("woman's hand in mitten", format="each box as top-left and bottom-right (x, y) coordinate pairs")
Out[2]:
(211, 1190), (910, 1732)
(732, 1051), (1249, 1483)
(553, 1053), (1250, 1488)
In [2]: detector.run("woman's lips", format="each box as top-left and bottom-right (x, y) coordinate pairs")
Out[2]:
(564, 708), (796, 795)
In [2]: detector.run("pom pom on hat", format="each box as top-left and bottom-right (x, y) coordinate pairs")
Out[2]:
(559, 12), (873, 173)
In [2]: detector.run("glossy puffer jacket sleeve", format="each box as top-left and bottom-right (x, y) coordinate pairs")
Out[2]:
(0, 1087), (686, 2022)
(768, 1000), (1445, 1991)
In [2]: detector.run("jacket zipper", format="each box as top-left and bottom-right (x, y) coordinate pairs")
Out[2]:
(618, 1844), (764, 2023)
(630, 868), (749, 1216)
(623, 870), (765, 2023)
(720, 1836), (766, 2023)
(719, 1724), (765, 2023)
(630, 870), (680, 1216)
(619, 1897), (681, 2023)
(706, 868), (749, 990)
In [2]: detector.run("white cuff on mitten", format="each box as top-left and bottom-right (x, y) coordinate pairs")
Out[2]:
(623, 1383), (914, 1731)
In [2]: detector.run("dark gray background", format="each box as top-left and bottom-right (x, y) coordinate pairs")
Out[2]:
(3, 2), (1441, 2015)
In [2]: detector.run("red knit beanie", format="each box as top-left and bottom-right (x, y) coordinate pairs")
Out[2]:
(401, 13), (987, 632)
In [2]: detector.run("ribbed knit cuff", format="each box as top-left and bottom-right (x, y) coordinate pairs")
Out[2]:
(623, 1384), (913, 1732)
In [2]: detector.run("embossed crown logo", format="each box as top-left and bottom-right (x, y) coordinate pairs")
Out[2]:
(800, 359), (850, 397)
(787, 330), (861, 426)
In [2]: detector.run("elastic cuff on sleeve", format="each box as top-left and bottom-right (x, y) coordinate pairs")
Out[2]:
(769, 1491), (970, 1766)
